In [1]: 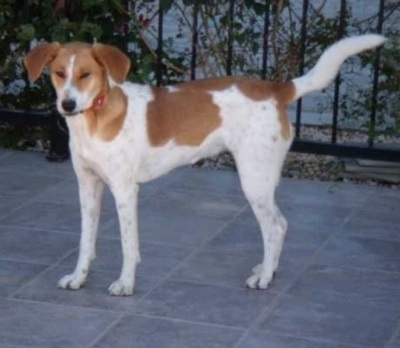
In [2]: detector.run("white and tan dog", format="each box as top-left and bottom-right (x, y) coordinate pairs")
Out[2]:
(24, 34), (384, 296)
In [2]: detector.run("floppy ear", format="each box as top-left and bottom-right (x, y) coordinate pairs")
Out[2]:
(91, 43), (131, 84)
(24, 42), (61, 82)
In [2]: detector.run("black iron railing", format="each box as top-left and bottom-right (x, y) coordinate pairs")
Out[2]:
(0, 0), (399, 162)
(0, 106), (69, 161)
(176, 0), (399, 162)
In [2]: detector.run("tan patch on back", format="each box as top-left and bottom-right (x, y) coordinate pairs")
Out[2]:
(173, 76), (295, 102)
(147, 87), (222, 146)
(166, 77), (295, 141)
(147, 77), (295, 146)
(218, 78), (295, 140)
(85, 87), (127, 141)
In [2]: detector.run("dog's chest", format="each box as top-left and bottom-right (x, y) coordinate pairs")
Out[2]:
(75, 140), (110, 179)
(67, 116), (121, 177)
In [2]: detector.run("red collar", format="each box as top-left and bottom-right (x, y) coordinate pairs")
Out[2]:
(89, 94), (106, 110)
(79, 94), (106, 114)
(73, 94), (107, 116)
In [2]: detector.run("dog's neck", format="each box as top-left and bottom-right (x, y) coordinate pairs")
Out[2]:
(83, 84), (128, 142)
(87, 93), (107, 111)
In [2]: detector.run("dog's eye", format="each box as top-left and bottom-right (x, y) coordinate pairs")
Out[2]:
(80, 72), (91, 79)
(55, 71), (65, 79)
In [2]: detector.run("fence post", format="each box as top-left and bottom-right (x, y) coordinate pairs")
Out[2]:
(261, 0), (271, 80)
(331, 0), (347, 144)
(369, 0), (385, 147)
(191, 2), (199, 80)
(226, 0), (235, 76)
(46, 105), (69, 162)
(156, 1), (164, 86)
(295, 0), (309, 139)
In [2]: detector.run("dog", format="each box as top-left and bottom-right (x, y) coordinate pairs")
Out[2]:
(24, 34), (385, 295)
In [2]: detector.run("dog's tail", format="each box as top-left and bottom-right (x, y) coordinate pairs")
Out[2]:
(289, 34), (386, 102)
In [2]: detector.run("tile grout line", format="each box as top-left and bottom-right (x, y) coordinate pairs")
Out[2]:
(274, 330), (372, 348)
(133, 312), (246, 331)
(2, 294), (122, 315)
(141, 275), (281, 295)
(0, 193), (47, 224)
(255, 330), (373, 348)
(146, 176), (247, 202)
(0, 218), (118, 239)
(8, 246), (80, 299)
(138, 167), (196, 202)
(0, 222), (83, 236)
(0, 256), (55, 267)
(85, 313), (126, 348)
(85, 311), (247, 348)
(129, 202), (250, 310)
(385, 316), (400, 347)
(0, 167), (73, 180)
(233, 187), (374, 348)
(162, 184), (245, 199)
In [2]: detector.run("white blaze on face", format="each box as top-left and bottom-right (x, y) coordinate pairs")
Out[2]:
(56, 55), (75, 113)
(57, 54), (95, 114)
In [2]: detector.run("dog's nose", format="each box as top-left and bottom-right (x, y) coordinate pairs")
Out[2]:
(61, 99), (76, 113)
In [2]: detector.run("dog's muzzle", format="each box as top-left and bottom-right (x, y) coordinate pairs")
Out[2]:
(61, 99), (76, 113)
(60, 94), (105, 117)
(60, 99), (84, 117)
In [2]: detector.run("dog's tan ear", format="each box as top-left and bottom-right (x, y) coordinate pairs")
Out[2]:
(92, 43), (131, 84)
(24, 42), (61, 82)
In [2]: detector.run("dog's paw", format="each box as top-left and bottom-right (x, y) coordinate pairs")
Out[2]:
(108, 279), (134, 296)
(58, 273), (86, 290)
(245, 264), (273, 290)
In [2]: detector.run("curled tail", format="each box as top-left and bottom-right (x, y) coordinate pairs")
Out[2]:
(290, 34), (386, 102)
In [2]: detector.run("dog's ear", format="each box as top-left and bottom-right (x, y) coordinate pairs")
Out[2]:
(91, 43), (131, 84)
(24, 42), (61, 82)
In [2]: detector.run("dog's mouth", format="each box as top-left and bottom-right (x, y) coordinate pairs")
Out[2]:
(61, 110), (84, 117)
(62, 112), (77, 117)
(59, 94), (105, 117)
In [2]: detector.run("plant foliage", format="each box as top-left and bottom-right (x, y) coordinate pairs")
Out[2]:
(0, 0), (399, 139)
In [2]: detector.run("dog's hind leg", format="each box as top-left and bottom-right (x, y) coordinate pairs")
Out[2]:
(234, 143), (289, 290)
(272, 203), (288, 272)
(58, 168), (105, 290)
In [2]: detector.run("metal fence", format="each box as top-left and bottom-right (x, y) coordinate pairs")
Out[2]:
(0, 0), (399, 162)
(287, 0), (399, 162)
(0, 106), (69, 161)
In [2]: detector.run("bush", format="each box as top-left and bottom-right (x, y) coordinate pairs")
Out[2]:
(0, 0), (399, 145)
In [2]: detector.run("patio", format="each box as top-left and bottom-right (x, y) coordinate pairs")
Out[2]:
(0, 148), (399, 348)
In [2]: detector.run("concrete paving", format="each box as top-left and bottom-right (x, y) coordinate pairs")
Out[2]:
(0, 148), (399, 348)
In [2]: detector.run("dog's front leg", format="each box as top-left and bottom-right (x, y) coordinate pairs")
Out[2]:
(58, 169), (104, 290)
(108, 183), (140, 296)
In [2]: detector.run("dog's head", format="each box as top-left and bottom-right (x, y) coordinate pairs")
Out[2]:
(24, 42), (130, 116)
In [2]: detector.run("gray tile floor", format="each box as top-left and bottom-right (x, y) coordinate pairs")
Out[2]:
(0, 149), (399, 348)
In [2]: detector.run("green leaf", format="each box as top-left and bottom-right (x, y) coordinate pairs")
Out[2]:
(17, 24), (36, 41)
